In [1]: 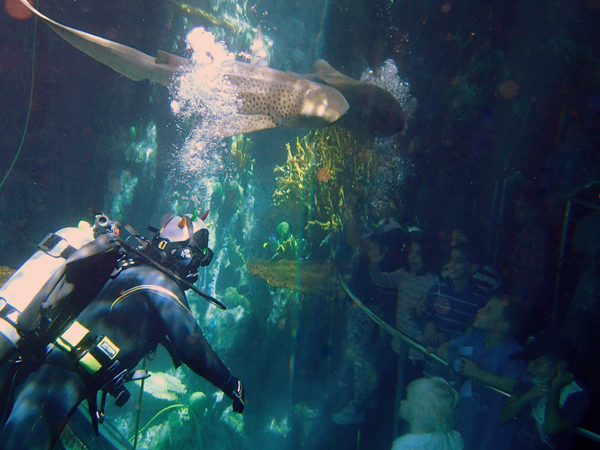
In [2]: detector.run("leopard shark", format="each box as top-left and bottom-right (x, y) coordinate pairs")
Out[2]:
(18, 0), (349, 137)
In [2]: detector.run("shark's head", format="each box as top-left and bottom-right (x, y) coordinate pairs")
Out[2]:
(301, 84), (349, 124)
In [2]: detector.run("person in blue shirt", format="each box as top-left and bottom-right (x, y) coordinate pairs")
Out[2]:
(437, 292), (527, 450)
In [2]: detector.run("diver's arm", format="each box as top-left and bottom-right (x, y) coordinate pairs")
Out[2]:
(153, 290), (231, 385)
(153, 290), (245, 412)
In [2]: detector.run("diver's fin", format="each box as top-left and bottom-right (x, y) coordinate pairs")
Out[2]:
(18, 0), (184, 86)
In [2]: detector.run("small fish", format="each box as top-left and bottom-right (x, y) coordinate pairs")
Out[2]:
(319, 231), (333, 247)
(18, 0), (349, 138)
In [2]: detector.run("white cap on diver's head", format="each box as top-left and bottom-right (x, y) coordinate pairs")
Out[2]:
(152, 211), (210, 257)
(157, 213), (208, 246)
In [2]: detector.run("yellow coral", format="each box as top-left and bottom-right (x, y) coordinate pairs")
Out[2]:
(272, 127), (378, 237)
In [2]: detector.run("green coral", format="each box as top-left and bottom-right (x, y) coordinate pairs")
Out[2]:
(272, 127), (377, 236)
(210, 181), (223, 209)
(264, 221), (307, 261)
(267, 416), (291, 437)
(221, 406), (245, 435)
(225, 240), (246, 268)
(273, 234), (300, 260)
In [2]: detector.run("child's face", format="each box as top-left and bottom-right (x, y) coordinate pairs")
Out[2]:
(446, 249), (476, 282)
(527, 355), (557, 382)
(408, 243), (424, 273)
(399, 381), (418, 421)
(473, 297), (506, 331)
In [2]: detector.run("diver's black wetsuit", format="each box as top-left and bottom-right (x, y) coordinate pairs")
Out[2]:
(0, 262), (241, 450)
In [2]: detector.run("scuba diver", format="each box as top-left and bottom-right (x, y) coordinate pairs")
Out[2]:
(0, 213), (244, 450)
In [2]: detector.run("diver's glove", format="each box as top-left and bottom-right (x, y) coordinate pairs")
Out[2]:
(223, 375), (245, 413)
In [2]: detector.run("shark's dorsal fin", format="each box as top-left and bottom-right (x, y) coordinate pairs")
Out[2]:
(156, 50), (191, 70)
(313, 59), (356, 86)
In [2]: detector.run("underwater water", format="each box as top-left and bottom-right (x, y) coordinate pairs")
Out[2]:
(2, 0), (600, 449)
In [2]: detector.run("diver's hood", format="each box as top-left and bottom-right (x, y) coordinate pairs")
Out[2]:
(152, 214), (208, 253)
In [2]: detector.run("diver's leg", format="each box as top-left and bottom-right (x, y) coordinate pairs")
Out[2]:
(0, 364), (86, 450)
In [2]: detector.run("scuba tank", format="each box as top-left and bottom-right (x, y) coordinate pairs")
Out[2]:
(0, 216), (122, 366)
(0, 222), (95, 364)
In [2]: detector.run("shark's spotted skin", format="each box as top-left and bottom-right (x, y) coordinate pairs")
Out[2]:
(223, 62), (348, 130)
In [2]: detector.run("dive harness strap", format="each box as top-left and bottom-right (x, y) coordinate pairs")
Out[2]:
(38, 232), (77, 259)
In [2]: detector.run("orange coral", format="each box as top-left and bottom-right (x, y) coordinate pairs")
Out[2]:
(316, 167), (332, 183)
